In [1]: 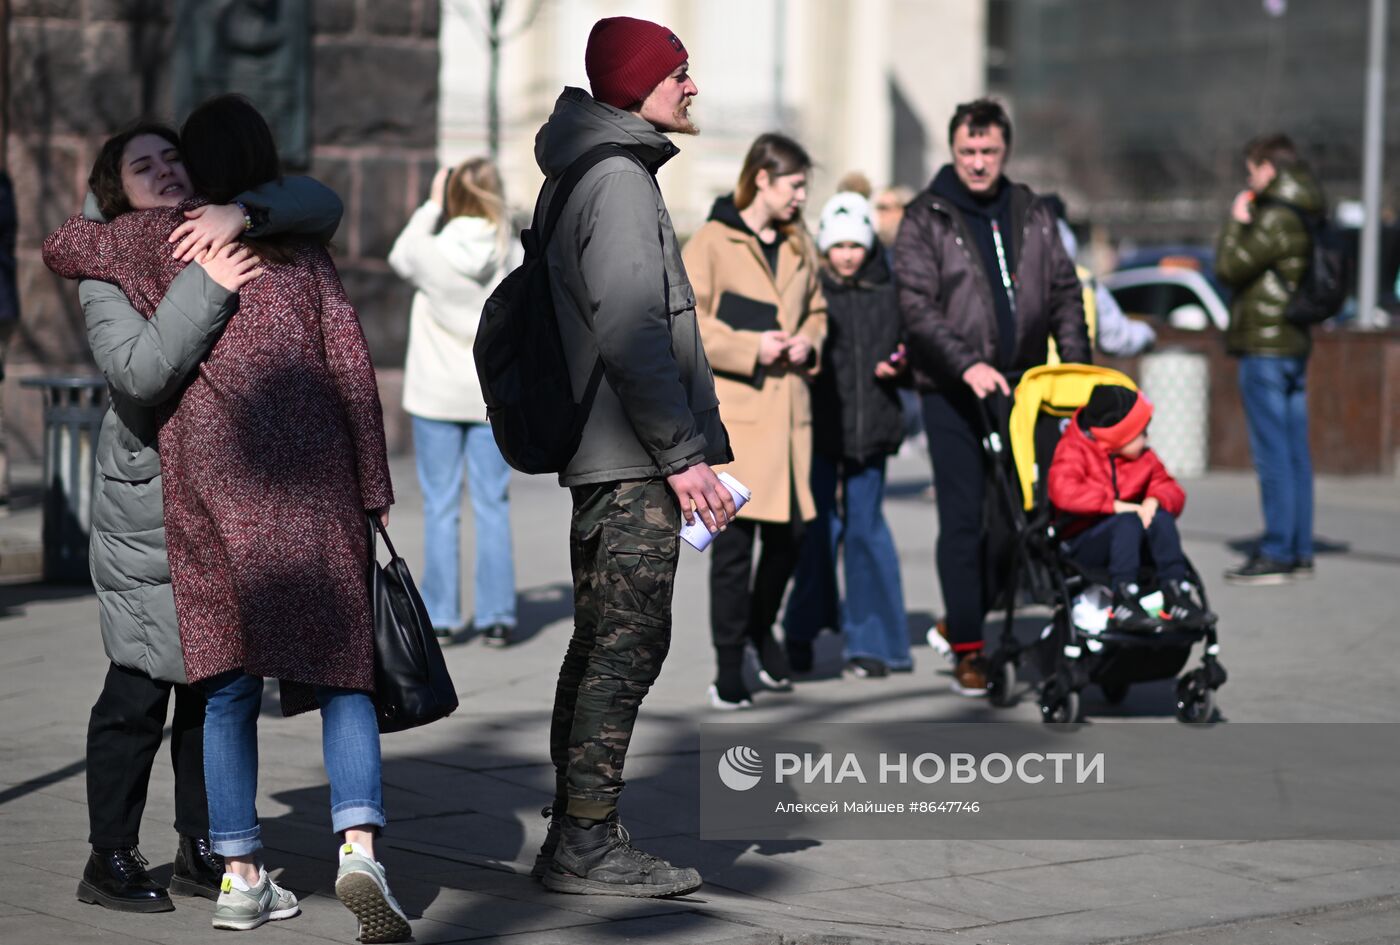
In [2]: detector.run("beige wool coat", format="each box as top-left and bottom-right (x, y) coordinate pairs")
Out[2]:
(684, 205), (828, 523)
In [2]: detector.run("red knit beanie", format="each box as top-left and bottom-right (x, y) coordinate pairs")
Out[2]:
(585, 16), (688, 110)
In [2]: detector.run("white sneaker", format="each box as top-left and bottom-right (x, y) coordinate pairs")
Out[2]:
(335, 842), (411, 944)
(707, 685), (753, 710)
(211, 867), (299, 931)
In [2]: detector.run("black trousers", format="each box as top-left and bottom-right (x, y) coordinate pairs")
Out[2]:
(921, 389), (1008, 653)
(1065, 512), (1188, 587)
(86, 662), (209, 849)
(709, 517), (804, 656)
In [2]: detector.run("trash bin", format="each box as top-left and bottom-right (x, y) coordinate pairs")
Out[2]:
(20, 376), (107, 582)
(1138, 349), (1209, 478)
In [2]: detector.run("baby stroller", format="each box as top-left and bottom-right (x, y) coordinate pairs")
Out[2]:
(976, 365), (1226, 723)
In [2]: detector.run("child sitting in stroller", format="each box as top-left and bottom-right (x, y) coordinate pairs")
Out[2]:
(1047, 385), (1212, 632)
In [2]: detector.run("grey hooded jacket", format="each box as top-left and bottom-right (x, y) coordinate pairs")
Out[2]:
(82, 178), (343, 683)
(533, 87), (730, 486)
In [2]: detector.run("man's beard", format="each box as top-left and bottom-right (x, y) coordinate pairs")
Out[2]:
(671, 98), (699, 136)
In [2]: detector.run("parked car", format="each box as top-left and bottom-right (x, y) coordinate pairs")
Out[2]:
(1103, 265), (1230, 331)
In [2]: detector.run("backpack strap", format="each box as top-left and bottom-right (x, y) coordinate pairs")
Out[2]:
(535, 144), (651, 251)
(534, 144), (656, 429)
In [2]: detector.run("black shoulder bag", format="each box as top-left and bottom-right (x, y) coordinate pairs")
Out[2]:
(367, 516), (458, 733)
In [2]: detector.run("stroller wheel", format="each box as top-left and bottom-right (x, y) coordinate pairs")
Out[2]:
(1100, 682), (1129, 705)
(1040, 688), (1081, 723)
(1175, 671), (1216, 723)
(987, 656), (1017, 708)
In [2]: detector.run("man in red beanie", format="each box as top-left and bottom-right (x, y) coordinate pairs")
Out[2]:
(527, 17), (733, 898)
(1048, 385), (1211, 631)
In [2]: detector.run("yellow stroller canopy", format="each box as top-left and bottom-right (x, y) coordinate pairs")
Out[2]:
(1009, 364), (1138, 511)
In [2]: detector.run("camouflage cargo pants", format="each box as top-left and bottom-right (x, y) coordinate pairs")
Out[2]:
(550, 478), (680, 820)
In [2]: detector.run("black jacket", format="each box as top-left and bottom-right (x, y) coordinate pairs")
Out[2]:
(893, 165), (1090, 392)
(812, 247), (905, 463)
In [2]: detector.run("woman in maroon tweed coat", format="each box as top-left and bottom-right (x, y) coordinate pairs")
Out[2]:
(44, 96), (410, 941)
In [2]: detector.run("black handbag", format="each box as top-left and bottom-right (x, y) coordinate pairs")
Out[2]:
(367, 516), (459, 733)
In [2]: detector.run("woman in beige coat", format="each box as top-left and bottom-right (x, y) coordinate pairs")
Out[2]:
(684, 133), (827, 708)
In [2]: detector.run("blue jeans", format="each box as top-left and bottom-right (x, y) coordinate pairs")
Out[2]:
(412, 416), (517, 630)
(1238, 356), (1314, 562)
(200, 672), (384, 857)
(785, 454), (911, 670)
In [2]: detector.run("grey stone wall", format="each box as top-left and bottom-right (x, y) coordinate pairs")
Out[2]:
(4, 0), (439, 462)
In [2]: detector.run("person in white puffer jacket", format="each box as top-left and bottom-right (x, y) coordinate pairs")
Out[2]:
(389, 158), (519, 646)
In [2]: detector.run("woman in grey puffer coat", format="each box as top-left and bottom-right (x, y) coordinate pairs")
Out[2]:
(72, 121), (343, 914)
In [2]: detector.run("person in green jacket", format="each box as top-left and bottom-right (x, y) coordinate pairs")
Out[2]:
(72, 121), (343, 914)
(1215, 133), (1321, 585)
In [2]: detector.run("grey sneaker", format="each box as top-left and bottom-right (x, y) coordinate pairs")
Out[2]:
(211, 867), (299, 931)
(334, 842), (411, 944)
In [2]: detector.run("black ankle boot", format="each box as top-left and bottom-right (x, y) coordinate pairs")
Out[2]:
(542, 814), (702, 898)
(168, 834), (222, 900)
(76, 847), (174, 913)
(531, 805), (563, 881)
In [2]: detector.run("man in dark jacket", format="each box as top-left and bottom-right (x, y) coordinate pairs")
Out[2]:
(530, 16), (734, 899)
(893, 99), (1089, 697)
(1215, 134), (1320, 585)
(0, 171), (19, 511)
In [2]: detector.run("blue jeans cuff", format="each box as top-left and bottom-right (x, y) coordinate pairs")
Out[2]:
(331, 802), (386, 835)
(210, 825), (262, 858)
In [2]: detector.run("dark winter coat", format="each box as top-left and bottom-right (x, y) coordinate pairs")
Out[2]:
(812, 247), (905, 463)
(893, 166), (1090, 392)
(1215, 163), (1323, 358)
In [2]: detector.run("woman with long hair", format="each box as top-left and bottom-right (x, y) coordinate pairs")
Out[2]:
(683, 132), (827, 708)
(44, 95), (408, 942)
(388, 156), (517, 646)
(67, 121), (343, 914)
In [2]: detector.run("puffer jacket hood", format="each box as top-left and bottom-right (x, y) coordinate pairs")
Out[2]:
(1215, 161), (1324, 357)
(534, 86), (678, 180)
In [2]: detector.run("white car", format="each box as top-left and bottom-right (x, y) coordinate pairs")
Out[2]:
(1101, 266), (1230, 331)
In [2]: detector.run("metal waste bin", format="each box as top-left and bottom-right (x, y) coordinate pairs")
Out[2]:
(1139, 349), (1209, 478)
(21, 376), (107, 582)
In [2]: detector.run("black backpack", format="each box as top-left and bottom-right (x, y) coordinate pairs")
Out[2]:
(473, 145), (648, 474)
(1264, 199), (1349, 326)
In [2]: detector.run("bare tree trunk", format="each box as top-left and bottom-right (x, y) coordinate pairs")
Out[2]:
(487, 0), (503, 163)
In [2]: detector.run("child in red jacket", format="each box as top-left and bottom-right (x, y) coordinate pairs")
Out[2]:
(1048, 385), (1211, 631)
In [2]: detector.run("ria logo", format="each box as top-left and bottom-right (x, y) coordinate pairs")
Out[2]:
(718, 746), (764, 791)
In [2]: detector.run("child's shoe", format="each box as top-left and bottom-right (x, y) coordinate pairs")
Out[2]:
(1161, 579), (1215, 628)
(1109, 583), (1161, 633)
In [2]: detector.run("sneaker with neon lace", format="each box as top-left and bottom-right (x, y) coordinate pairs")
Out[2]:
(335, 842), (411, 944)
(543, 814), (702, 898)
(211, 867), (299, 931)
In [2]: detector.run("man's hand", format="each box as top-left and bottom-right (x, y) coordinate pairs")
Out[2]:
(1137, 496), (1159, 530)
(430, 167), (451, 207)
(757, 330), (791, 367)
(1113, 499), (1140, 516)
(1231, 190), (1255, 225)
(962, 362), (1010, 399)
(783, 334), (814, 369)
(667, 462), (737, 534)
(198, 244), (264, 293)
(170, 204), (247, 262)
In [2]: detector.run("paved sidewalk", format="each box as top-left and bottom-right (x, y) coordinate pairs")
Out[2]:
(2, 453), (1398, 944)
